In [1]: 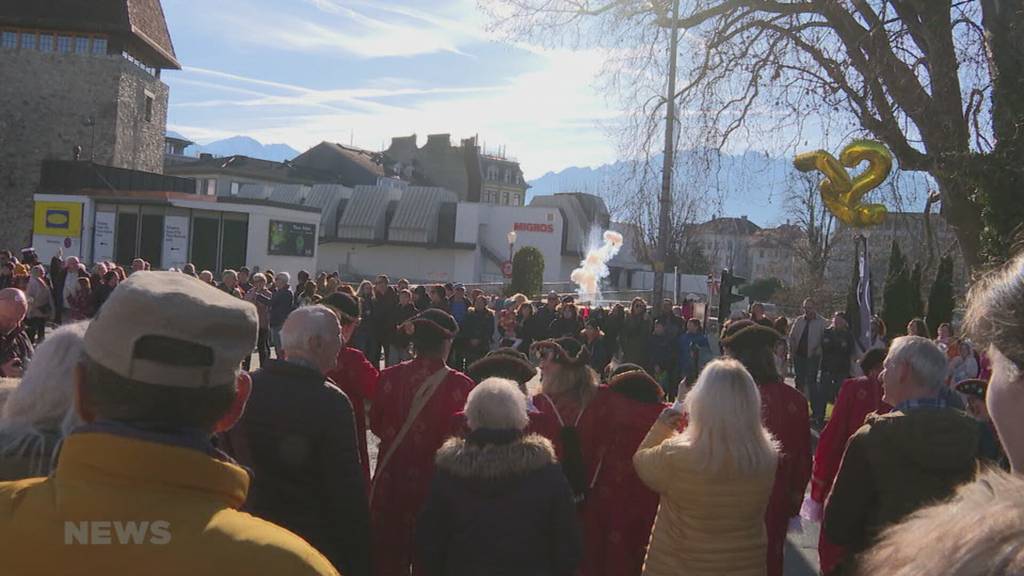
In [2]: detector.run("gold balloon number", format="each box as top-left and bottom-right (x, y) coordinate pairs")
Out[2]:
(793, 140), (892, 227)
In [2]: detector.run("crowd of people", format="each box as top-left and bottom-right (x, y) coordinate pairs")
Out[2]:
(0, 244), (1022, 575)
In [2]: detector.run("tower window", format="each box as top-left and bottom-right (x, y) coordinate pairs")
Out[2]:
(144, 93), (154, 122)
(20, 32), (36, 50)
(75, 36), (89, 53)
(57, 35), (72, 53)
(39, 34), (53, 52)
(91, 37), (107, 54)
(1, 31), (16, 49)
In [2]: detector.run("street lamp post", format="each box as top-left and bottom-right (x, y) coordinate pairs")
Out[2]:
(507, 230), (517, 262)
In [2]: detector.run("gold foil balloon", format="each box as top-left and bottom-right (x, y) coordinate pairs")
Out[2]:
(793, 139), (892, 228)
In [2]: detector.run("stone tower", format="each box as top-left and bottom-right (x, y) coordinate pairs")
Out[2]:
(0, 0), (179, 250)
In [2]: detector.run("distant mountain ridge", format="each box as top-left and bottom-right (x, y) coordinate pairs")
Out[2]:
(527, 151), (933, 228)
(167, 133), (300, 163)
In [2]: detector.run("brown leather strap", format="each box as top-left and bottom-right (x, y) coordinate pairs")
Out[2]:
(369, 365), (451, 504)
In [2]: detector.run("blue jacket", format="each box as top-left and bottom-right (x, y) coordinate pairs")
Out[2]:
(677, 332), (710, 377)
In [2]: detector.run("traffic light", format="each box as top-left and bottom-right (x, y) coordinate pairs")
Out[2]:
(718, 269), (746, 319)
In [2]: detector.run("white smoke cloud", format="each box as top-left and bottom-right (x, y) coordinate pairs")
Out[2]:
(571, 230), (624, 303)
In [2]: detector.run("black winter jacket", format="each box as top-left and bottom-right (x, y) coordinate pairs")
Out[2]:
(222, 360), (370, 576)
(416, 433), (581, 576)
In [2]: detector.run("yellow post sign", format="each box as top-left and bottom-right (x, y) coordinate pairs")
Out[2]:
(34, 202), (83, 237)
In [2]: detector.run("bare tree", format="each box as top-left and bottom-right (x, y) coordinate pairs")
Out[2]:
(481, 0), (1024, 268)
(785, 171), (835, 285)
(623, 171), (712, 274)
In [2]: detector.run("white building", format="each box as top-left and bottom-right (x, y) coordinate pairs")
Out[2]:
(314, 182), (652, 288)
(32, 189), (320, 276)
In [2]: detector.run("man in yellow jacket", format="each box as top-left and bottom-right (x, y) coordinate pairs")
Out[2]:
(0, 271), (340, 576)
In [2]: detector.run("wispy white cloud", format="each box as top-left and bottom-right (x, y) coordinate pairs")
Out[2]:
(166, 0), (622, 176)
(214, 0), (477, 59)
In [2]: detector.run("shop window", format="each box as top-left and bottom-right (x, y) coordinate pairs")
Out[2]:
(115, 211), (139, 265)
(190, 217), (220, 273)
(139, 213), (164, 269)
(221, 216), (249, 271)
(437, 203), (457, 245)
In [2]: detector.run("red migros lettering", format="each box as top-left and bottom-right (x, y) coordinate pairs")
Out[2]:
(513, 223), (554, 233)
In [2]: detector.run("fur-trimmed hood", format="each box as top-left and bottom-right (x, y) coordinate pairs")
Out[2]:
(435, 434), (557, 479)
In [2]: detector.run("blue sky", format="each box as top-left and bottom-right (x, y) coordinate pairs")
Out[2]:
(161, 0), (620, 179)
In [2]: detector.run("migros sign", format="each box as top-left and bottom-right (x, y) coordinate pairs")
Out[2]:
(513, 222), (554, 233)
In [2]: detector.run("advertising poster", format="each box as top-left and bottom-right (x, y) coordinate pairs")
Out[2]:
(268, 220), (316, 257)
(162, 215), (190, 270)
(92, 211), (116, 263)
(34, 201), (83, 237)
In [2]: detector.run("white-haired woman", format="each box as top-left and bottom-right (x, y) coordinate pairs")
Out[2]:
(634, 358), (779, 576)
(416, 377), (581, 576)
(0, 322), (88, 481)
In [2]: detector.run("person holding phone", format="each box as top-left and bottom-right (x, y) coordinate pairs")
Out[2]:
(0, 288), (33, 378)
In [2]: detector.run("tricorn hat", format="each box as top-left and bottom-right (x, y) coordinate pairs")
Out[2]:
(608, 368), (665, 404)
(720, 323), (782, 352)
(531, 337), (590, 367)
(322, 292), (360, 324)
(467, 349), (537, 386)
(404, 308), (459, 339)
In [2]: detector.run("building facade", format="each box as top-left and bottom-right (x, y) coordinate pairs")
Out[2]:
(0, 0), (179, 249)
(689, 216), (763, 278)
(385, 134), (528, 206)
(166, 153), (341, 198)
(827, 211), (970, 298)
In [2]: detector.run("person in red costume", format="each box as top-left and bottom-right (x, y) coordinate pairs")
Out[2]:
(322, 292), (380, 485)
(805, 348), (891, 575)
(530, 337), (603, 501)
(581, 366), (667, 576)
(720, 320), (812, 576)
(449, 348), (561, 449)
(369, 309), (475, 576)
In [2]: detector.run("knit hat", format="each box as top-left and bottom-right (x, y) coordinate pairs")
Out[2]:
(322, 292), (360, 324)
(954, 378), (987, 400)
(405, 308), (458, 339)
(531, 337), (590, 366)
(720, 323), (782, 352)
(608, 368), (665, 404)
(467, 350), (537, 387)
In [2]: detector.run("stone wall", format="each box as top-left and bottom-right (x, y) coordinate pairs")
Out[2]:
(0, 49), (168, 249)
